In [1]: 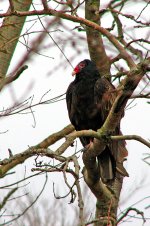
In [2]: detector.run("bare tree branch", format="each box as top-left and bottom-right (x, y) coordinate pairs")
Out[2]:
(0, 0), (32, 80)
(41, 0), (49, 10)
(85, 0), (110, 78)
(0, 187), (18, 210)
(0, 124), (74, 177)
(0, 174), (48, 226)
(0, 7), (136, 69)
(8, 0), (14, 12)
(117, 207), (146, 224)
(0, 65), (28, 91)
(111, 135), (150, 148)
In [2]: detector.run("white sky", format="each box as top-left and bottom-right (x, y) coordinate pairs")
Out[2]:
(0, 1), (150, 226)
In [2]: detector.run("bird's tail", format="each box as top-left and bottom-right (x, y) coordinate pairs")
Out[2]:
(98, 146), (129, 184)
(98, 147), (116, 183)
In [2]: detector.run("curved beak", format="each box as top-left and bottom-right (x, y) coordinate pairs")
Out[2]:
(72, 70), (76, 76)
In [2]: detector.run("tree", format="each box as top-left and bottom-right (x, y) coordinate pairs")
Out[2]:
(0, 0), (150, 225)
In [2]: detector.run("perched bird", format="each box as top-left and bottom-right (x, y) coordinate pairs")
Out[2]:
(66, 59), (128, 183)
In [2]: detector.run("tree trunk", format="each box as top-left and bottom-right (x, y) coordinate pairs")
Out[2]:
(85, 0), (110, 79)
(0, 0), (32, 80)
(84, 1), (123, 225)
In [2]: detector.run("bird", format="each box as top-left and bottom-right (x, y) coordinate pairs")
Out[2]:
(66, 59), (128, 183)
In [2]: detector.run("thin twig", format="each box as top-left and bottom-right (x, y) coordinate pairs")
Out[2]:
(0, 188), (18, 210)
(0, 65), (28, 92)
(0, 174), (48, 226)
(0, 172), (43, 189)
(32, 3), (74, 69)
(136, 1), (150, 20)
(71, 156), (84, 225)
(117, 207), (146, 224)
(0, 7), (136, 68)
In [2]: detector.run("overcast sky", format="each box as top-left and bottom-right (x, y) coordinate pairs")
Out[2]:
(0, 1), (150, 226)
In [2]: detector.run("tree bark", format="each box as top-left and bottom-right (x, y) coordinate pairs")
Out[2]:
(0, 0), (32, 80)
(85, 0), (111, 79)
(83, 2), (149, 225)
(84, 1), (121, 225)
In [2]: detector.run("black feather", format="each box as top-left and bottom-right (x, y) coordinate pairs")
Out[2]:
(66, 59), (128, 182)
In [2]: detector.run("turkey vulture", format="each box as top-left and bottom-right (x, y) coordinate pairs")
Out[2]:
(66, 59), (128, 182)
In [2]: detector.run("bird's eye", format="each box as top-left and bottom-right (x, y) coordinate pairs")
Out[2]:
(79, 63), (85, 69)
(72, 61), (86, 75)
